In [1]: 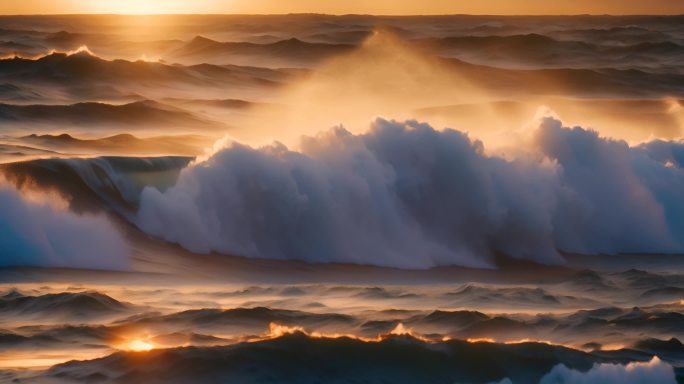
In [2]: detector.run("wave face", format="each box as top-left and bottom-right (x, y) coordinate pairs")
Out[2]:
(1, 156), (192, 216)
(136, 117), (684, 268)
(0, 183), (128, 269)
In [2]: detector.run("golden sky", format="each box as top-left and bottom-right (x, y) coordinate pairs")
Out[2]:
(1, 0), (684, 15)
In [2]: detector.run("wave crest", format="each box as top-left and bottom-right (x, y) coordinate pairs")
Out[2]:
(136, 117), (684, 268)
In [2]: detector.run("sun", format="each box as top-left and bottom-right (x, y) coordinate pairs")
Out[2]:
(125, 340), (155, 352)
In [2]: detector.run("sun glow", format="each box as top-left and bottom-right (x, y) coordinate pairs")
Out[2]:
(125, 340), (155, 352)
(2, 0), (684, 15)
(78, 0), (227, 15)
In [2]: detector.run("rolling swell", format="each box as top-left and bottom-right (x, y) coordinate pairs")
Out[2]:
(166, 36), (355, 66)
(43, 333), (677, 384)
(0, 51), (289, 88)
(0, 100), (217, 129)
(421, 33), (684, 68)
(0, 290), (132, 320)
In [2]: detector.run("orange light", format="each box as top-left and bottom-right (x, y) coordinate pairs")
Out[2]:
(466, 337), (496, 343)
(267, 323), (305, 338)
(126, 340), (155, 352)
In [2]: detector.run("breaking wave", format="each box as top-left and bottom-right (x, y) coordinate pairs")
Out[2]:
(136, 117), (684, 268)
(0, 182), (128, 269)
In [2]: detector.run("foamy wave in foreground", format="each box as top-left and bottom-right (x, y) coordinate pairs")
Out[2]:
(0, 182), (128, 269)
(137, 117), (684, 268)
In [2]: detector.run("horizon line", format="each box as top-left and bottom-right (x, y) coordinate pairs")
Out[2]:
(1, 12), (683, 17)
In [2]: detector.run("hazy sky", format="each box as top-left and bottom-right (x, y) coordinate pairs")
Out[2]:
(2, 0), (684, 15)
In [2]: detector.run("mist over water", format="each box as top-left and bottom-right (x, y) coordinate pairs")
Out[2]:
(129, 25), (684, 268)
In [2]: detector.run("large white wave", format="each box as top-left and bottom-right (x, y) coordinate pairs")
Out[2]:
(136, 117), (684, 268)
(0, 183), (128, 269)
